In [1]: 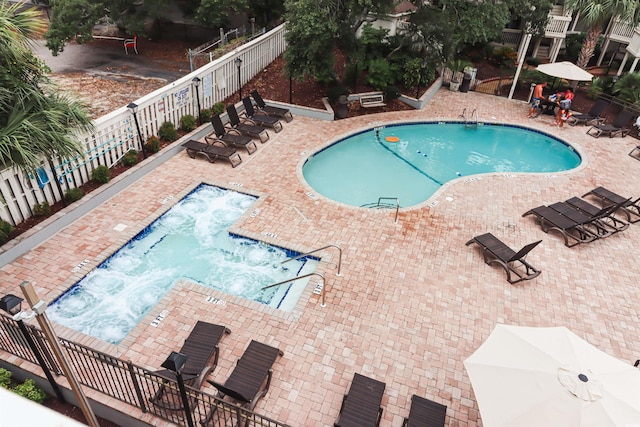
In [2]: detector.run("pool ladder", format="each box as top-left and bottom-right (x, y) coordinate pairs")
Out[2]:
(260, 244), (343, 307)
(360, 197), (400, 223)
(459, 108), (479, 127)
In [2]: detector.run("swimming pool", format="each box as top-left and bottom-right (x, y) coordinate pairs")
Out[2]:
(302, 122), (582, 207)
(49, 185), (318, 344)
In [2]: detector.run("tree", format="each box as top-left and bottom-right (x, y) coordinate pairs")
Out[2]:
(0, 1), (93, 173)
(564, 0), (640, 69)
(283, 0), (336, 83)
(195, 0), (249, 30)
(44, 0), (170, 56)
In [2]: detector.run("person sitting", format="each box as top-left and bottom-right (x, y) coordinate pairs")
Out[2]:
(555, 87), (574, 127)
(527, 82), (547, 118)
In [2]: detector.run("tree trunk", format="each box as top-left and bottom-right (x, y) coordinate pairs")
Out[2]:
(576, 25), (602, 69)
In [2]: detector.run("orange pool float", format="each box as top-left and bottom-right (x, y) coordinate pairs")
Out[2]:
(385, 136), (400, 143)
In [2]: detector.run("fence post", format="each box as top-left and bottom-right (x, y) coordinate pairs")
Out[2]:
(188, 48), (194, 73)
(220, 28), (225, 45)
(126, 361), (148, 413)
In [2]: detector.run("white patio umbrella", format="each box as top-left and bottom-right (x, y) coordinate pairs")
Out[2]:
(464, 324), (640, 427)
(536, 61), (594, 82)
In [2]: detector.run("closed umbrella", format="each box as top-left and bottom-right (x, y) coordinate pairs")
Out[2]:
(536, 61), (594, 82)
(464, 324), (640, 427)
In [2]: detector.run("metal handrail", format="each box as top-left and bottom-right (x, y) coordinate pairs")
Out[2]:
(376, 197), (400, 223)
(282, 244), (342, 276)
(261, 272), (328, 307)
(459, 107), (467, 121)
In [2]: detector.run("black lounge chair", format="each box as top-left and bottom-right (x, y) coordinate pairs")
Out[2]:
(465, 233), (541, 284)
(582, 186), (640, 223)
(630, 144), (640, 160)
(226, 104), (270, 143)
(586, 110), (634, 138)
(403, 394), (447, 427)
(565, 196), (629, 232)
(522, 206), (599, 247)
(568, 99), (608, 126)
(251, 90), (293, 122)
(548, 201), (614, 238)
(334, 373), (386, 427)
(206, 114), (258, 154)
(242, 97), (283, 133)
(203, 339), (283, 423)
(182, 139), (242, 168)
(150, 321), (231, 410)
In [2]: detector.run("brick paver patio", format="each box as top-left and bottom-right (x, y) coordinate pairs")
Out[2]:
(1, 89), (639, 426)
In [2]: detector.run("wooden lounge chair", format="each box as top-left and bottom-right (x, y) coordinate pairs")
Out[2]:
(334, 373), (386, 427)
(250, 90), (293, 122)
(181, 139), (242, 168)
(150, 321), (231, 410)
(206, 114), (258, 154)
(567, 99), (608, 126)
(202, 340), (283, 425)
(403, 394), (447, 427)
(465, 233), (541, 284)
(582, 186), (640, 223)
(522, 206), (599, 247)
(242, 97), (283, 133)
(565, 196), (629, 232)
(226, 104), (270, 143)
(586, 110), (634, 138)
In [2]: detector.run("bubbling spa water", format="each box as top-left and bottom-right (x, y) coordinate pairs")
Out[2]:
(49, 185), (317, 344)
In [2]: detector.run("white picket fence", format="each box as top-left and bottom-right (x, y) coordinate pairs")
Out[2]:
(0, 24), (286, 226)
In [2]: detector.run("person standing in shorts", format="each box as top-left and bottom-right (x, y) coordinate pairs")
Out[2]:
(527, 82), (547, 118)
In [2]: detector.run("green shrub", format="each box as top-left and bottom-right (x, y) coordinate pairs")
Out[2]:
(33, 201), (51, 217)
(212, 102), (225, 115)
(91, 165), (110, 184)
(525, 57), (541, 67)
(158, 121), (178, 142)
(64, 188), (84, 203)
(0, 368), (11, 388)
(200, 108), (212, 121)
(145, 136), (161, 154)
(492, 47), (517, 69)
(0, 219), (14, 245)
(121, 150), (139, 167)
(364, 58), (397, 90)
(12, 379), (47, 403)
(180, 114), (197, 132)
(326, 86), (350, 104)
(587, 76), (614, 99)
(612, 72), (640, 104)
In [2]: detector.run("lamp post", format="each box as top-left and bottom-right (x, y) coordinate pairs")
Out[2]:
(416, 59), (427, 98)
(161, 351), (194, 427)
(234, 57), (243, 101)
(18, 281), (100, 427)
(192, 77), (201, 126)
(0, 293), (65, 402)
(127, 102), (147, 159)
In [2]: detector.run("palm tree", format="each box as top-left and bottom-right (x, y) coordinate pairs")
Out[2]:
(0, 1), (93, 174)
(564, 0), (640, 69)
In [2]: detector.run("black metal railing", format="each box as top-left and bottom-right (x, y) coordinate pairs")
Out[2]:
(0, 313), (291, 427)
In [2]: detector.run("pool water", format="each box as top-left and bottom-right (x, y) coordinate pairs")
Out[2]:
(49, 185), (318, 344)
(302, 122), (581, 207)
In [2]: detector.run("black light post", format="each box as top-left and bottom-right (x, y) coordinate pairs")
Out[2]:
(192, 77), (202, 125)
(416, 59), (427, 98)
(0, 293), (65, 402)
(161, 351), (194, 427)
(127, 102), (147, 159)
(234, 57), (243, 101)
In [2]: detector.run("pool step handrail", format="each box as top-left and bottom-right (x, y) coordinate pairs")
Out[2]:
(361, 197), (399, 223)
(282, 244), (342, 276)
(461, 108), (479, 128)
(261, 272), (328, 306)
(459, 108), (467, 121)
